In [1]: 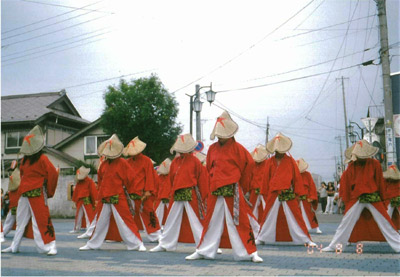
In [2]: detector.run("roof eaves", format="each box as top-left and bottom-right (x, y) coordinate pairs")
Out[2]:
(43, 146), (80, 167)
(47, 90), (81, 117)
(53, 117), (103, 150)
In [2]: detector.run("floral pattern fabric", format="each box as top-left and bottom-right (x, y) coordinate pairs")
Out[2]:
(359, 192), (381, 203)
(161, 198), (170, 204)
(174, 188), (192, 201)
(129, 193), (142, 200)
(102, 195), (119, 204)
(212, 184), (234, 197)
(82, 197), (92, 205)
(278, 188), (296, 202)
(390, 196), (400, 207)
(22, 188), (41, 198)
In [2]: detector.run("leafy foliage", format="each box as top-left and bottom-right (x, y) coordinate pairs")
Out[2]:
(101, 74), (182, 163)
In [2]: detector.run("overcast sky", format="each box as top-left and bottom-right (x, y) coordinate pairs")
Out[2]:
(1, 0), (399, 180)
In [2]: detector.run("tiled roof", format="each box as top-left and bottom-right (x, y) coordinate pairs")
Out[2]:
(1, 91), (89, 124)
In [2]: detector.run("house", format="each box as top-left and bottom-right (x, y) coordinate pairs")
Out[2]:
(53, 117), (109, 171)
(1, 90), (101, 178)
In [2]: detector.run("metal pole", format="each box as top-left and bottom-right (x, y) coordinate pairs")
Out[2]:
(195, 84), (201, 141)
(189, 96), (193, 135)
(341, 77), (350, 148)
(376, 0), (397, 167)
(266, 116), (270, 145)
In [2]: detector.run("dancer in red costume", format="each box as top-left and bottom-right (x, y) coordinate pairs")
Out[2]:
(151, 134), (208, 252)
(70, 166), (98, 234)
(154, 158), (172, 227)
(322, 140), (400, 252)
(383, 164), (400, 230)
(186, 111), (263, 263)
(2, 161), (20, 239)
(2, 125), (59, 255)
(249, 144), (269, 223)
(297, 158), (322, 234)
(124, 136), (161, 242)
(79, 134), (146, 251)
(256, 133), (316, 247)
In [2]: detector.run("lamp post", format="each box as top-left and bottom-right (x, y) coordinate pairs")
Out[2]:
(347, 121), (364, 144)
(186, 83), (215, 141)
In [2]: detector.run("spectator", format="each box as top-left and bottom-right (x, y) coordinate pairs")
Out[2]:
(319, 182), (327, 213)
(324, 182), (336, 214)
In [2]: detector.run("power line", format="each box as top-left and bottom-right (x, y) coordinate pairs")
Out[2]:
(277, 14), (376, 41)
(2, 37), (108, 67)
(1, 1), (107, 34)
(301, 0), (361, 120)
(2, 4), (107, 41)
(2, 14), (109, 48)
(2, 27), (111, 58)
(3, 30), (113, 63)
(234, 46), (377, 85)
(171, 0), (316, 94)
(216, 61), (373, 94)
(58, 68), (157, 91)
(20, 0), (113, 14)
(293, 0), (326, 30)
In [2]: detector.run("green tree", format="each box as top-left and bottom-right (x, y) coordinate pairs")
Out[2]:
(101, 74), (182, 163)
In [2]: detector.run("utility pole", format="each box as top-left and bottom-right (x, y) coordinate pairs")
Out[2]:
(189, 95), (193, 136)
(195, 84), (201, 141)
(265, 117), (270, 145)
(376, 0), (397, 167)
(335, 136), (344, 176)
(338, 76), (350, 149)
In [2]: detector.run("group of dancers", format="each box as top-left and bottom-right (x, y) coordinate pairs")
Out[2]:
(1, 110), (399, 261)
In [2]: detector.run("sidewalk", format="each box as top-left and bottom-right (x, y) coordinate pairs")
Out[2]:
(1, 214), (399, 276)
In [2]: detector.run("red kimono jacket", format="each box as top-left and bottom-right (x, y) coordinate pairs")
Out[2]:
(339, 158), (385, 210)
(384, 179), (400, 202)
(126, 154), (156, 196)
(301, 171), (318, 207)
(19, 155), (58, 197)
(97, 158), (135, 199)
(249, 159), (268, 211)
(156, 174), (172, 200)
(340, 159), (396, 242)
(9, 190), (20, 209)
(18, 154), (59, 244)
(170, 153), (209, 200)
(72, 177), (98, 204)
(261, 154), (305, 197)
(206, 138), (254, 194)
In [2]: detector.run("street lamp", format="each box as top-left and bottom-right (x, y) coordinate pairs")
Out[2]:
(193, 96), (203, 112)
(186, 83), (216, 141)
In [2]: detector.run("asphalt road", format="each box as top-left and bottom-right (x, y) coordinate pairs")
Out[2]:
(1, 214), (399, 276)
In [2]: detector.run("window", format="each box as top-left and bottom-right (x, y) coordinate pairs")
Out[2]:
(84, 135), (108, 155)
(6, 130), (29, 148)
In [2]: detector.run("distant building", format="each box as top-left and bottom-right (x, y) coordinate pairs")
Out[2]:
(1, 90), (108, 182)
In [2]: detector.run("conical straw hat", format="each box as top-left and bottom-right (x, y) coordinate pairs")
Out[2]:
(157, 158), (171, 175)
(195, 152), (207, 164)
(170, 134), (197, 154)
(123, 136), (147, 156)
(344, 143), (356, 163)
(20, 125), (45, 155)
(210, 110), (239, 140)
(76, 166), (90, 181)
(98, 134), (124, 159)
(8, 168), (21, 192)
(383, 164), (400, 180)
(296, 158), (309, 173)
(266, 132), (292, 154)
(348, 140), (378, 161)
(251, 144), (269, 163)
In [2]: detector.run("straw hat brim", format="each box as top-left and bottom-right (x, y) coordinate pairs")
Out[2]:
(383, 169), (400, 180)
(76, 167), (90, 181)
(8, 168), (21, 192)
(266, 137), (292, 154)
(297, 159), (309, 173)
